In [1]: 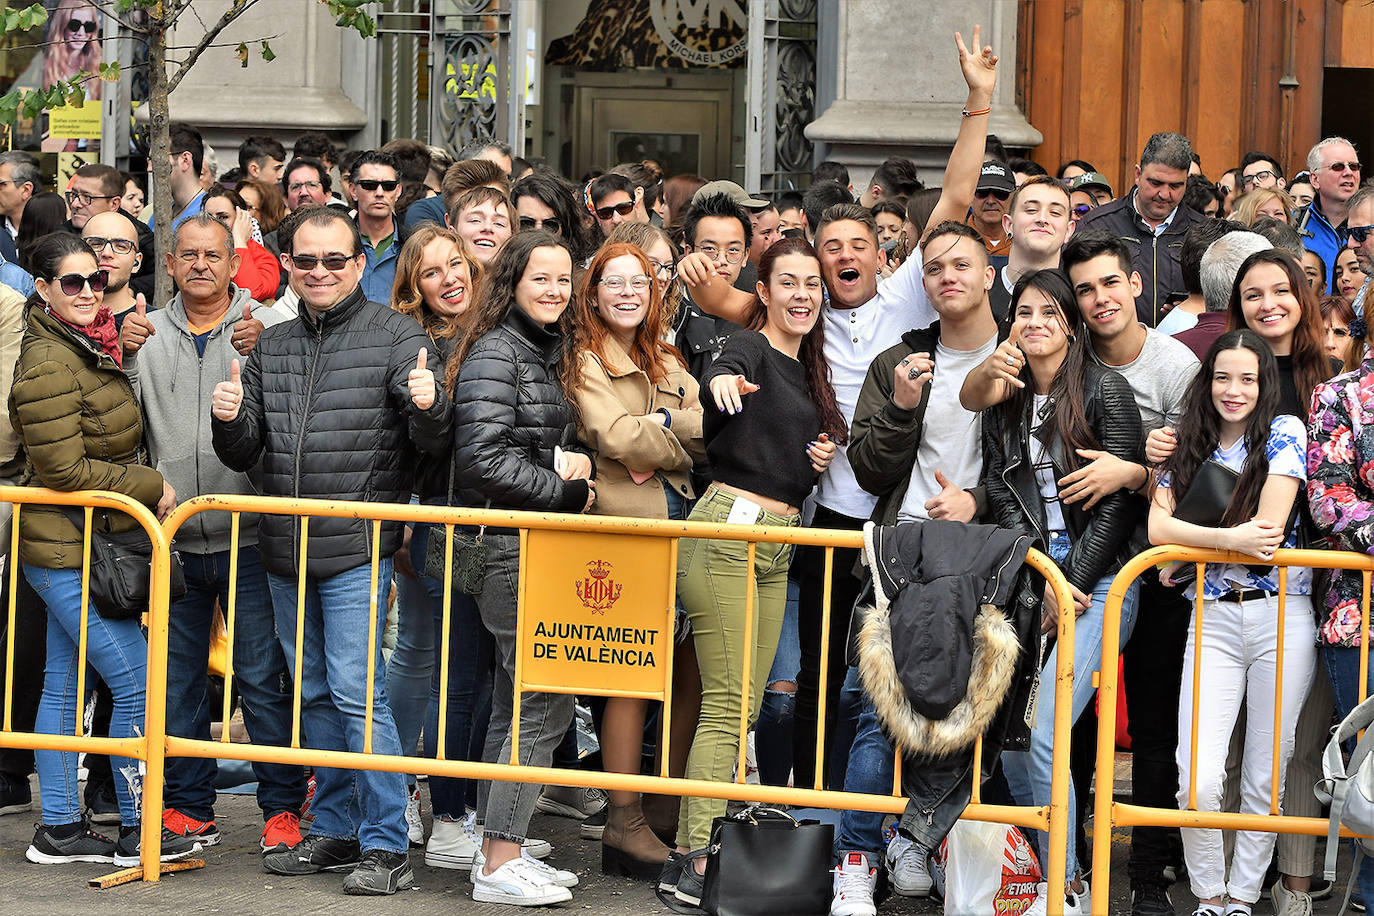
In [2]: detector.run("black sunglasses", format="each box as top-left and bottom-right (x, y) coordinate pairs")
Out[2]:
(355, 179), (399, 192)
(55, 270), (108, 295)
(975, 188), (1011, 201)
(595, 201), (636, 220)
(290, 254), (354, 271)
(519, 216), (562, 233)
(65, 18), (97, 36)
(1350, 225), (1374, 245)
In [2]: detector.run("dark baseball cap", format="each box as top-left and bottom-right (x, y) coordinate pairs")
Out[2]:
(1069, 171), (1113, 196)
(976, 162), (1015, 195)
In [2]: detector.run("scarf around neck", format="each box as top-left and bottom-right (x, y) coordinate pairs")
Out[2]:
(50, 303), (122, 367)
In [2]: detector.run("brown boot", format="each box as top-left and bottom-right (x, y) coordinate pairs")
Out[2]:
(640, 792), (680, 844)
(601, 800), (671, 879)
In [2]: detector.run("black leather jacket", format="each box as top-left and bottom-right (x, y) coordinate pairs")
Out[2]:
(981, 362), (1145, 595)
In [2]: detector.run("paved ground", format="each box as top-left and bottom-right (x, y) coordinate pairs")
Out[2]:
(0, 770), (1360, 914)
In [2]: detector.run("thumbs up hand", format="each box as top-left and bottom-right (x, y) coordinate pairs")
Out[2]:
(408, 346), (436, 410)
(230, 301), (264, 355)
(211, 358), (243, 421)
(924, 468), (976, 522)
(119, 293), (154, 355)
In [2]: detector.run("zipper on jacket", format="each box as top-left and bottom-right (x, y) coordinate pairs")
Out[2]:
(291, 320), (326, 568)
(1151, 235), (1160, 325)
(1002, 448), (1048, 544)
(918, 758), (973, 826)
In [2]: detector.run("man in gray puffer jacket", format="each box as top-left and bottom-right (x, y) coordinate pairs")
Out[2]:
(123, 212), (304, 858)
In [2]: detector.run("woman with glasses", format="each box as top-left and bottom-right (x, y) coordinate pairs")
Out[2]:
(202, 186), (280, 302)
(512, 170), (594, 265)
(9, 233), (198, 867)
(564, 242), (704, 878)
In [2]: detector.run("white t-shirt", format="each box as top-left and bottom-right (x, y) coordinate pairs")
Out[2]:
(895, 335), (997, 523)
(1090, 326), (1199, 433)
(1030, 393), (1067, 533)
(816, 251), (937, 520)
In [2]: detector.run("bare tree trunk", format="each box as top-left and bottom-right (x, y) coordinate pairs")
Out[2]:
(145, 10), (173, 308)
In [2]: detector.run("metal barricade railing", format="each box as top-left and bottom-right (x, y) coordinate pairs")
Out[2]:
(1090, 545), (1374, 915)
(152, 493), (1079, 910)
(0, 486), (195, 886)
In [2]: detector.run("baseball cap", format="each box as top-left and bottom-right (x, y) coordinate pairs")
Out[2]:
(976, 162), (1015, 195)
(1069, 171), (1113, 196)
(692, 180), (769, 210)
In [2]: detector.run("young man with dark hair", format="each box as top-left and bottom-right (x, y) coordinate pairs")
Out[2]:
(777, 191), (805, 237)
(1077, 131), (1207, 327)
(609, 161), (659, 224)
(860, 156), (922, 207)
(586, 172), (646, 242)
(239, 135), (287, 183)
(1008, 156), (1049, 185)
(293, 132), (337, 171)
(677, 191), (754, 325)
(802, 180), (854, 242)
(1239, 150), (1285, 191)
(813, 160), (850, 188)
(170, 122), (207, 229)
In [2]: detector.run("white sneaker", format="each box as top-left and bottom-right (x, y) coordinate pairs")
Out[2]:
(471, 855), (574, 906)
(1271, 882), (1315, 916)
(1025, 880), (1089, 916)
(534, 785), (608, 821)
(404, 786), (424, 846)
(474, 823), (552, 859)
(885, 832), (932, 897)
(830, 851), (877, 916)
(471, 846), (579, 888)
(425, 817), (481, 869)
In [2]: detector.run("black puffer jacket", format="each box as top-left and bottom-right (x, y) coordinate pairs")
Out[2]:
(414, 331), (459, 503)
(212, 285), (450, 578)
(452, 307), (590, 514)
(981, 362), (1145, 595)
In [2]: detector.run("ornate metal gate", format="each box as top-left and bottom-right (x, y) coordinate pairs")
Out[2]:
(745, 0), (817, 194)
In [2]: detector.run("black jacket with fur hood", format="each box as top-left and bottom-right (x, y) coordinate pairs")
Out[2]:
(855, 518), (1042, 853)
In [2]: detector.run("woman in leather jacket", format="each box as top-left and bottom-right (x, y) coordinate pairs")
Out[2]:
(979, 268), (1143, 914)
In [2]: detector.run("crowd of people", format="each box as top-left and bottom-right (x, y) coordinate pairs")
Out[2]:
(0, 24), (1371, 916)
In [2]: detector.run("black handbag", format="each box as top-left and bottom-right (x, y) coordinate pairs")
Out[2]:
(62, 508), (186, 620)
(420, 466), (488, 596)
(701, 806), (834, 916)
(1170, 457), (1301, 581)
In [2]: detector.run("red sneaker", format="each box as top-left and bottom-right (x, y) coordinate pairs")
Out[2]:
(260, 811), (303, 854)
(162, 807), (221, 846)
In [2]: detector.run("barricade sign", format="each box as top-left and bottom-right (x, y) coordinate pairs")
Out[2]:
(519, 528), (674, 697)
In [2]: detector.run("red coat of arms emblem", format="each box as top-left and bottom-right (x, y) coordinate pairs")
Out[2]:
(576, 559), (622, 614)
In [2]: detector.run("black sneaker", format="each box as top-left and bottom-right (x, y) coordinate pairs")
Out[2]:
(113, 824), (203, 867)
(673, 852), (707, 907)
(342, 849), (415, 896)
(657, 850), (685, 893)
(0, 771), (32, 815)
(263, 833), (362, 876)
(85, 780), (119, 825)
(579, 805), (608, 840)
(1130, 883), (1175, 916)
(26, 820), (116, 864)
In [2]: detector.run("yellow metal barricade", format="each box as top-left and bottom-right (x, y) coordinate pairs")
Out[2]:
(156, 493), (1079, 910)
(0, 485), (195, 886)
(1090, 545), (1374, 915)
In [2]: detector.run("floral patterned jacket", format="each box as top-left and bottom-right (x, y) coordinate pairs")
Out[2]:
(1308, 351), (1374, 646)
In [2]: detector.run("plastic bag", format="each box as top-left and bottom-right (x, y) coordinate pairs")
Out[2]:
(931, 820), (1042, 915)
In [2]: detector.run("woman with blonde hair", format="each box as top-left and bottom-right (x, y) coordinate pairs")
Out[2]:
(563, 241), (704, 878)
(385, 226), (493, 866)
(42, 0), (102, 100)
(1232, 187), (1295, 227)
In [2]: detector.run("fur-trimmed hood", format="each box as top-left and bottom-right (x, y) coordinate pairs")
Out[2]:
(856, 519), (1035, 758)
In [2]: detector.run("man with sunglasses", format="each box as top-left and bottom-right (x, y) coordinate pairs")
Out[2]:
(1077, 131), (1206, 327)
(1344, 187), (1374, 317)
(211, 205), (451, 896)
(586, 172), (647, 243)
(966, 161), (1014, 263)
(1296, 136), (1363, 290)
(348, 149), (408, 303)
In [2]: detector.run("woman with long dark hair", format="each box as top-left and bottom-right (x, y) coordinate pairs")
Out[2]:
(564, 241), (704, 877)
(18, 192), (69, 276)
(1151, 329), (1315, 915)
(981, 268), (1143, 914)
(10, 233), (198, 866)
(449, 231), (592, 906)
(1226, 248), (1334, 417)
(665, 236), (843, 905)
(511, 169), (593, 264)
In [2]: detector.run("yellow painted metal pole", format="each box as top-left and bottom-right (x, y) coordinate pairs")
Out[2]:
(814, 546), (833, 792)
(220, 513), (241, 744)
(364, 520), (380, 755)
(139, 502), (175, 882)
(735, 542), (757, 784)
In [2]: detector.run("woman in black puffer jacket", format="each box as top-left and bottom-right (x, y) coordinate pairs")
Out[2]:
(977, 269), (1144, 911)
(447, 231), (594, 906)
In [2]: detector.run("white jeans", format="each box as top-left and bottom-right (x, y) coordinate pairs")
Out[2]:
(1175, 592), (1317, 903)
